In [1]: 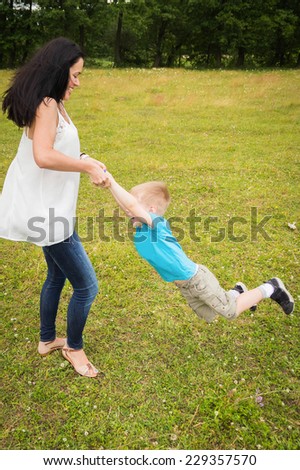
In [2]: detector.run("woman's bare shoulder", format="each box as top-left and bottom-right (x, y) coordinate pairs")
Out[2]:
(40, 97), (58, 109)
(36, 98), (58, 119)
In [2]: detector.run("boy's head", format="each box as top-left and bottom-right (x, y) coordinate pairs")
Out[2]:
(130, 181), (170, 216)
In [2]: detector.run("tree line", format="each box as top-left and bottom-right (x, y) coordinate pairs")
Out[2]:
(1, 0), (299, 69)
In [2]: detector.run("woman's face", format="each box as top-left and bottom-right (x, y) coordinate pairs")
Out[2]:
(63, 57), (84, 101)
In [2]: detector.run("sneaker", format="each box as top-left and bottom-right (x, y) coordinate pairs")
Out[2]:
(266, 278), (294, 314)
(232, 282), (257, 312)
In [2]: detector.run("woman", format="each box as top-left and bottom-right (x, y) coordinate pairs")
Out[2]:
(1, 37), (109, 378)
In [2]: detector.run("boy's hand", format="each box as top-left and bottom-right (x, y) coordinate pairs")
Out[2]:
(96, 167), (111, 187)
(103, 170), (115, 187)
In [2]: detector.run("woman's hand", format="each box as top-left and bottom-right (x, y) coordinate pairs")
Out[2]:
(81, 154), (106, 171)
(93, 159), (107, 171)
(83, 158), (110, 187)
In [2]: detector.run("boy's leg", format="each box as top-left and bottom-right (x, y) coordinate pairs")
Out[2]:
(178, 265), (238, 321)
(229, 282), (257, 311)
(179, 285), (217, 323)
(262, 278), (294, 314)
(236, 288), (264, 316)
(178, 267), (294, 322)
(236, 278), (294, 316)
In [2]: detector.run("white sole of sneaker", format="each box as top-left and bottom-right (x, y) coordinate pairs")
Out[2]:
(273, 277), (294, 313)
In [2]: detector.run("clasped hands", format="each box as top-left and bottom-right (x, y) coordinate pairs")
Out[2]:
(85, 157), (111, 188)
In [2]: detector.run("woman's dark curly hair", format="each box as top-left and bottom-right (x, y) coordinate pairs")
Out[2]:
(2, 37), (84, 128)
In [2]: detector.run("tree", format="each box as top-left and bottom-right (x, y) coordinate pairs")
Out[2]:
(107, 1), (149, 67)
(250, 0), (300, 67)
(143, 0), (190, 67)
(0, 1), (40, 67)
(0, 0), (299, 68)
(187, 0), (225, 68)
(270, 1), (299, 66)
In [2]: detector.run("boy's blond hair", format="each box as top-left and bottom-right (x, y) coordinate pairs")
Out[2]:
(130, 181), (171, 216)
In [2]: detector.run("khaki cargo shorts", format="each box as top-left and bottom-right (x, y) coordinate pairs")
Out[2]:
(176, 265), (238, 323)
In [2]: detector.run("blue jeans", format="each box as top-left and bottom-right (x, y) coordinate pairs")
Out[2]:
(40, 231), (98, 349)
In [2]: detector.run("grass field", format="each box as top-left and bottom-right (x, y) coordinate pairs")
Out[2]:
(0, 69), (299, 450)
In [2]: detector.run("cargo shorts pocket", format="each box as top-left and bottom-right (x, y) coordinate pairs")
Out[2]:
(190, 265), (235, 319)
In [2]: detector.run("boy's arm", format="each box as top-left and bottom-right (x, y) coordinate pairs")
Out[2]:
(107, 174), (153, 227)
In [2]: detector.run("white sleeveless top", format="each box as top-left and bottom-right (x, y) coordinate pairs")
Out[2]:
(0, 109), (80, 246)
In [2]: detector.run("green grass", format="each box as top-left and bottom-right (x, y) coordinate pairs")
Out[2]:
(0, 69), (299, 450)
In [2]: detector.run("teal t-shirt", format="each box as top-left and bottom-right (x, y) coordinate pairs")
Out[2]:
(133, 213), (198, 282)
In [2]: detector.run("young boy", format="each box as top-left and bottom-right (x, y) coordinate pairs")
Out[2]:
(105, 175), (294, 323)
